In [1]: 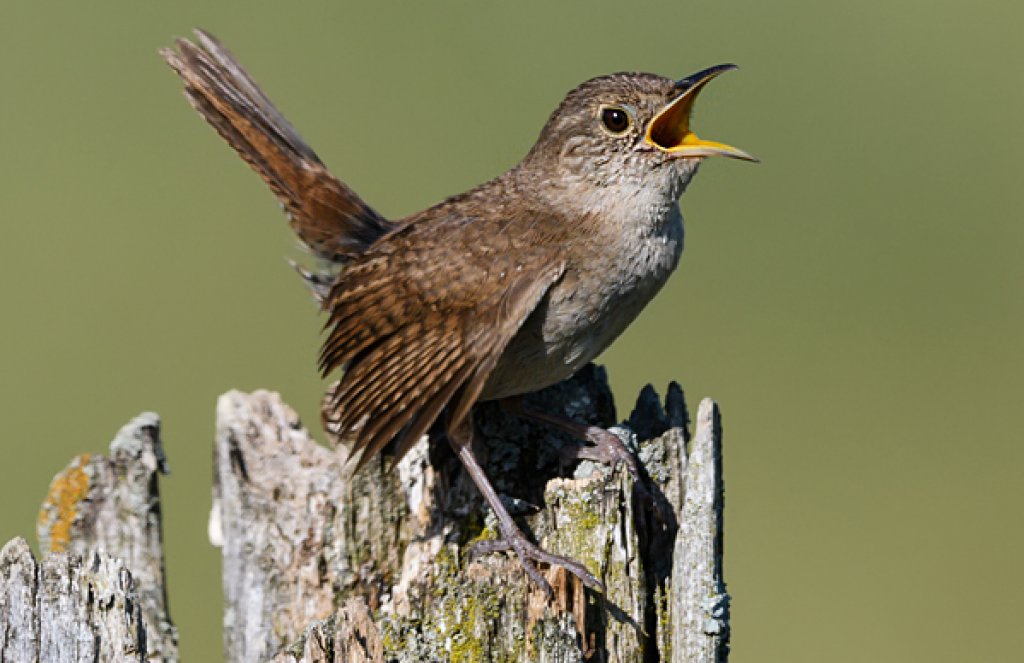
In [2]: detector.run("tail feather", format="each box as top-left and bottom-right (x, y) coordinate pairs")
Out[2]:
(161, 30), (391, 261)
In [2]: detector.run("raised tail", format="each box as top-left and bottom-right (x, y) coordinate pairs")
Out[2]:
(161, 30), (391, 262)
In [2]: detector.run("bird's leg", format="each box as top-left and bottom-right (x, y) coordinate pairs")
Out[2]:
(447, 414), (604, 597)
(501, 396), (640, 478)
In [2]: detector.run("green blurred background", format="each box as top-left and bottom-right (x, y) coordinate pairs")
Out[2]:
(1, 1), (1021, 660)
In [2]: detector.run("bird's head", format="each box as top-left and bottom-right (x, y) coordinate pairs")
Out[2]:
(523, 66), (756, 202)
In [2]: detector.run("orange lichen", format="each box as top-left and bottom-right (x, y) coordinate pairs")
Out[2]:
(37, 453), (91, 553)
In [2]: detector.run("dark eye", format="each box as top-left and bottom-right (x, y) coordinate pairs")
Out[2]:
(601, 106), (631, 134)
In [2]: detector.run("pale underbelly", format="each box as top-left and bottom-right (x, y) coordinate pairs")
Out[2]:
(480, 292), (658, 400)
(480, 225), (682, 401)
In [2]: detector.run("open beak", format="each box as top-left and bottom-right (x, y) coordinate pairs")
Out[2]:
(645, 64), (758, 162)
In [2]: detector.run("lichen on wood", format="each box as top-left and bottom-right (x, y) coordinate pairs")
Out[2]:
(1, 412), (177, 661)
(214, 364), (729, 662)
(1, 364), (728, 662)
(26, 411), (178, 662)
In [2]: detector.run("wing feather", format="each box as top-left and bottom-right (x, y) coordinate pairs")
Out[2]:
(340, 332), (459, 436)
(352, 358), (474, 471)
(321, 220), (566, 470)
(446, 261), (567, 429)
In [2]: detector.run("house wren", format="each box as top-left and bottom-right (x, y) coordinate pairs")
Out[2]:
(162, 30), (755, 596)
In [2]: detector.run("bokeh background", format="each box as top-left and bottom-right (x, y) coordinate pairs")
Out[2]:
(2, 1), (1021, 660)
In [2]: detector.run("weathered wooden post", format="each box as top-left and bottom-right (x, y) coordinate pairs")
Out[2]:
(1, 413), (178, 662)
(0, 365), (728, 662)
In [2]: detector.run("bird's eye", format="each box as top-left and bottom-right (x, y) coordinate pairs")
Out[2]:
(600, 106), (631, 134)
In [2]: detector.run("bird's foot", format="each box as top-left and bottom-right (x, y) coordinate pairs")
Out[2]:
(500, 397), (670, 522)
(561, 425), (675, 525)
(502, 396), (639, 475)
(471, 526), (604, 598)
(560, 424), (639, 476)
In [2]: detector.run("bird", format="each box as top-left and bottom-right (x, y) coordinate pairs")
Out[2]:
(162, 30), (755, 597)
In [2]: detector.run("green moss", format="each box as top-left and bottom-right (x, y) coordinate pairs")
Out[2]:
(380, 545), (527, 662)
(465, 521), (498, 550)
(378, 473), (641, 661)
(657, 587), (672, 661)
(458, 511), (488, 547)
(545, 479), (617, 576)
(563, 491), (601, 532)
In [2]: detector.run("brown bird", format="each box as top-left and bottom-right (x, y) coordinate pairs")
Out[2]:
(162, 30), (755, 595)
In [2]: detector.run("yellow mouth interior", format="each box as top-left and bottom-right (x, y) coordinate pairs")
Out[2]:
(645, 76), (757, 161)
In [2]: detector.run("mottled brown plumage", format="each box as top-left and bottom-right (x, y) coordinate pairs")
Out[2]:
(162, 30), (754, 595)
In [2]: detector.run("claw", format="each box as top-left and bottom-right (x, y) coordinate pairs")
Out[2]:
(508, 405), (672, 526)
(449, 413), (605, 598)
(469, 537), (510, 558)
(471, 531), (604, 597)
